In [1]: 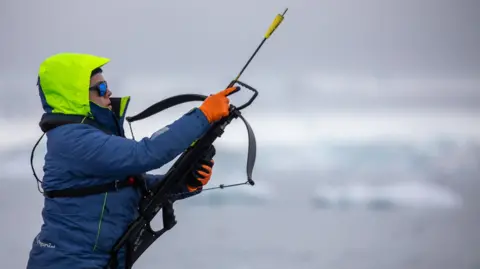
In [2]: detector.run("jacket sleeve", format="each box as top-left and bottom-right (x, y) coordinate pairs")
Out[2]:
(143, 173), (201, 200)
(50, 108), (211, 178)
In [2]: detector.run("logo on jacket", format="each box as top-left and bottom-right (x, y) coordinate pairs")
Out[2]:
(151, 126), (170, 139)
(35, 235), (56, 249)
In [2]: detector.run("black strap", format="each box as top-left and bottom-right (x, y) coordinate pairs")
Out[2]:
(43, 177), (138, 198)
(39, 113), (114, 135)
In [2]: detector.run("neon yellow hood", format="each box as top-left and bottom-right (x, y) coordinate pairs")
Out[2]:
(37, 52), (110, 116)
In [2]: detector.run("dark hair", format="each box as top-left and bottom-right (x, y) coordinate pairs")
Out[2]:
(91, 67), (103, 78)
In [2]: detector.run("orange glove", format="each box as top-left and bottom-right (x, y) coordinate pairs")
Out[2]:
(186, 159), (214, 192)
(199, 86), (239, 123)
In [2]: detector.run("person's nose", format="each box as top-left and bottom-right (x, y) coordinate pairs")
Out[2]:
(106, 89), (112, 97)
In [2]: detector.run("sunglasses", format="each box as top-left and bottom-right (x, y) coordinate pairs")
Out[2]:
(89, 81), (108, 97)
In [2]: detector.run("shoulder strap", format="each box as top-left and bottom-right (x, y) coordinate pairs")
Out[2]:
(39, 113), (114, 135)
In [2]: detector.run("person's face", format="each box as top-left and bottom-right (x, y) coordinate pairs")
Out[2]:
(89, 73), (112, 110)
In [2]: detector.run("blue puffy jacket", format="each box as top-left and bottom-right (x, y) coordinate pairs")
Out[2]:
(26, 53), (211, 268)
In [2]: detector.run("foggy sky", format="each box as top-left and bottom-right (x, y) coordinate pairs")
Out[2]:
(1, 0), (480, 117)
(2, 0), (480, 76)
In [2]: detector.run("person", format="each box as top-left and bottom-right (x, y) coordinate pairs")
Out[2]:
(26, 52), (238, 269)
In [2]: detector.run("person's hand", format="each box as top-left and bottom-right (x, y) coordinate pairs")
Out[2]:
(186, 158), (214, 192)
(198, 86), (239, 123)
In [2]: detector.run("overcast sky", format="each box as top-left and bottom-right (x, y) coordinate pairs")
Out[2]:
(2, 0), (479, 76)
(1, 0), (479, 116)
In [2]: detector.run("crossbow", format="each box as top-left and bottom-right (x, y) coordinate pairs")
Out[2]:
(106, 8), (288, 269)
